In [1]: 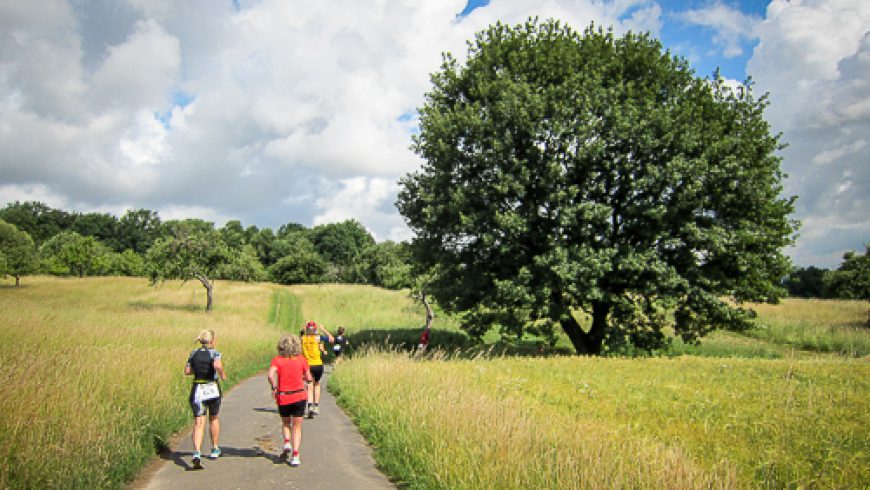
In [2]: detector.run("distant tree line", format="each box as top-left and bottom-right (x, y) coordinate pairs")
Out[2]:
(0, 201), (413, 290)
(783, 247), (870, 300)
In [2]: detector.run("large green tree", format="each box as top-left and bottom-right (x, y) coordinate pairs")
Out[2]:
(145, 224), (230, 312)
(0, 219), (39, 286)
(397, 20), (797, 354)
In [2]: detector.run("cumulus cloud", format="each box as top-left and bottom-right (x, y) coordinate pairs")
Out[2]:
(679, 1), (761, 58)
(0, 0), (661, 241)
(748, 0), (870, 267)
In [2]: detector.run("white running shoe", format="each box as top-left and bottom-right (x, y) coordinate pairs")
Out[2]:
(289, 455), (301, 467)
(280, 444), (292, 460)
(311, 405), (319, 415)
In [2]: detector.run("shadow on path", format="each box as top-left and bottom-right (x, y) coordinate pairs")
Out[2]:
(134, 373), (394, 490)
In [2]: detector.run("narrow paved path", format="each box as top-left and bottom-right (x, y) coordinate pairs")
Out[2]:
(134, 369), (394, 490)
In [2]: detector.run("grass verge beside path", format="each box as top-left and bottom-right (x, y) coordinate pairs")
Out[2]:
(0, 276), (291, 489)
(331, 352), (869, 489)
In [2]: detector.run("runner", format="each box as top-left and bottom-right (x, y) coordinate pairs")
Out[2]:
(332, 326), (349, 364)
(300, 321), (333, 416)
(185, 329), (227, 469)
(268, 334), (312, 467)
(417, 325), (430, 353)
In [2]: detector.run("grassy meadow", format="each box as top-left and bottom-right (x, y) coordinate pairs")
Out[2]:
(288, 285), (869, 489)
(330, 352), (868, 489)
(0, 276), (298, 489)
(1, 278), (867, 489)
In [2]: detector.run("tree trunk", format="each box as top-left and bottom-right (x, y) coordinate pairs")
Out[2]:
(421, 290), (434, 330)
(14, 275), (20, 286)
(560, 301), (610, 355)
(194, 273), (214, 312)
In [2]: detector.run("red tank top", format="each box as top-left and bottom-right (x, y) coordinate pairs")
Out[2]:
(270, 355), (309, 405)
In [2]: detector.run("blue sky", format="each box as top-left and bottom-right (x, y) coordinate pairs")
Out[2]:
(463, 0), (766, 80)
(656, 0), (768, 79)
(0, 0), (867, 268)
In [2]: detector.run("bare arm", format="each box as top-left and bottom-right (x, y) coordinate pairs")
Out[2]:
(268, 365), (279, 390)
(213, 358), (227, 381)
(185, 364), (192, 376)
(303, 365), (313, 383)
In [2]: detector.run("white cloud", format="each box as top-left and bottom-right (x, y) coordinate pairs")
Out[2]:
(158, 204), (234, 227)
(679, 1), (761, 58)
(90, 19), (180, 111)
(748, 0), (870, 267)
(313, 177), (405, 241)
(5, 0), (862, 269)
(0, 183), (69, 209)
(1, 0), (659, 243)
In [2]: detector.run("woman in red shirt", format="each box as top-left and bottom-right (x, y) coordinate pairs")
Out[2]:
(268, 334), (312, 467)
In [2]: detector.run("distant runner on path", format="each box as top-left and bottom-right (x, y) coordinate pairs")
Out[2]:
(268, 334), (312, 467)
(332, 326), (349, 364)
(185, 329), (228, 469)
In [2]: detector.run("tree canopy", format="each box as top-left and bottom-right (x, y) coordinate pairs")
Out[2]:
(145, 224), (230, 311)
(824, 246), (870, 300)
(39, 230), (108, 278)
(397, 19), (797, 354)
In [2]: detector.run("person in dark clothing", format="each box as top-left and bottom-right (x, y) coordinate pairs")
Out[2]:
(185, 329), (227, 468)
(331, 326), (349, 364)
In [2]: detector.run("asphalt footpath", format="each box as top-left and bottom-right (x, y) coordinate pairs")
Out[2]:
(132, 368), (395, 490)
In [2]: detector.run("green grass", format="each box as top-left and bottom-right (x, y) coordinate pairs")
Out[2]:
(2, 280), (867, 489)
(331, 352), (869, 489)
(0, 276), (287, 489)
(744, 299), (870, 356)
(291, 285), (869, 488)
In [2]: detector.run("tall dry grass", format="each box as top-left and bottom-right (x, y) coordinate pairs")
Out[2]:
(292, 286), (869, 488)
(746, 298), (869, 356)
(331, 351), (869, 489)
(0, 276), (291, 488)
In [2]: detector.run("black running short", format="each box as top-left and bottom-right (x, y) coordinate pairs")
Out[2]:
(189, 385), (221, 417)
(278, 400), (307, 418)
(310, 365), (324, 382)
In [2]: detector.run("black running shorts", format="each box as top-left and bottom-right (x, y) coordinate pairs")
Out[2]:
(278, 400), (307, 417)
(310, 365), (324, 382)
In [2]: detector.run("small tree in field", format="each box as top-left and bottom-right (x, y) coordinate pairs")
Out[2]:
(145, 224), (230, 312)
(40, 231), (108, 277)
(0, 219), (39, 285)
(397, 20), (797, 354)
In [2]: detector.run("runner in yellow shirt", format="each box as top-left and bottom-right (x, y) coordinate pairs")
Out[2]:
(300, 321), (333, 416)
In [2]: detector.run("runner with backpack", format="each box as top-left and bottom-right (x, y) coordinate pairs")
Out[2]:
(185, 329), (227, 469)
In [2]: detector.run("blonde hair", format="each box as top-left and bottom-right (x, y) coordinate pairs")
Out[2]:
(277, 334), (302, 357)
(196, 329), (215, 345)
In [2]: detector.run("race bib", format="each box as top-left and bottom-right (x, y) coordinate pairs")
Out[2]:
(199, 382), (220, 401)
